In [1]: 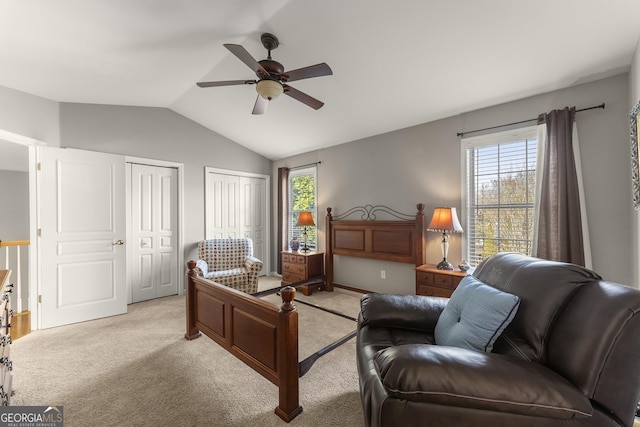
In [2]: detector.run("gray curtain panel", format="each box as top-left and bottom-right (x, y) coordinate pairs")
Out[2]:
(535, 107), (585, 266)
(277, 167), (289, 274)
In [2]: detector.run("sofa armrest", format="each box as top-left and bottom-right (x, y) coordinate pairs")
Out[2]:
(245, 256), (263, 273)
(359, 293), (448, 332)
(375, 344), (592, 421)
(195, 259), (208, 277)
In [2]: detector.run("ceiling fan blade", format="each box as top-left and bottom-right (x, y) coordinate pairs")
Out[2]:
(224, 43), (269, 78)
(252, 95), (268, 115)
(283, 85), (324, 110)
(280, 63), (333, 82)
(197, 79), (256, 88)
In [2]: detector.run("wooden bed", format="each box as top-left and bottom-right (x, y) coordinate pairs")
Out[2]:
(184, 203), (426, 423)
(185, 261), (355, 423)
(185, 261), (301, 422)
(324, 203), (427, 290)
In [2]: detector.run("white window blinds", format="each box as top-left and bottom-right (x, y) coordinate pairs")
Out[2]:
(463, 126), (538, 267)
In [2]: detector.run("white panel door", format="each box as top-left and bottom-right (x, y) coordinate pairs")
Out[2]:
(206, 173), (240, 239)
(131, 164), (178, 303)
(40, 148), (126, 329)
(240, 176), (266, 274)
(205, 169), (269, 273)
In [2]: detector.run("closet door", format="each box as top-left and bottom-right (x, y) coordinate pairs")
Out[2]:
(240, 176), (266, 274)
(205, 172), (240, 239)
(205, 169), (269, 274)
(131, 164), (178, 303)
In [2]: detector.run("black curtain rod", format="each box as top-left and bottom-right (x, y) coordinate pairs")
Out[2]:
(456, 103), (605, 138)
(289, 161), (321, 171)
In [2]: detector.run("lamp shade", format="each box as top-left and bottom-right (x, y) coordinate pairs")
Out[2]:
(296, 211), (315, 227)
(256, 79), (283, 100)
(427, 207), (463, 233)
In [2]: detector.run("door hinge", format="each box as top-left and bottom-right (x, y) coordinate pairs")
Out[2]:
(37, 228), (42, 237)
(37, 162), (41, 171)
(38, 295), (42, 303)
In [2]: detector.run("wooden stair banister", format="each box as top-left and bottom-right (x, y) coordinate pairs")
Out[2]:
(0, 240), (30, 340)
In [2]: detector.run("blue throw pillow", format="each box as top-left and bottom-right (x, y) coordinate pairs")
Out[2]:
(434, 275), (520, 352)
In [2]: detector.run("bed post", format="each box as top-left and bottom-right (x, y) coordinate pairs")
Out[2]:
(184, 260), (202, 340)
(275, 286), (303, 422)
(325, 207), (334, 291)
(416, 203), (426, 266)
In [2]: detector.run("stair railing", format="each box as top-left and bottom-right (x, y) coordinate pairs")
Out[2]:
(0, 240), (29, 312)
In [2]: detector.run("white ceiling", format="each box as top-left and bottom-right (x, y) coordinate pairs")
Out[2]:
(1, 1), (639, 160)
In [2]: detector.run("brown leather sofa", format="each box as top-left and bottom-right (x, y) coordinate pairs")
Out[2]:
(356, 253), (640, 427)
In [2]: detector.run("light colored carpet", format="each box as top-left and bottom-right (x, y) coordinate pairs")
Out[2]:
(11, 276), (366, 427)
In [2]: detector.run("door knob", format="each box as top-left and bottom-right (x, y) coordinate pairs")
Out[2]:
(112, 240), (125, 246)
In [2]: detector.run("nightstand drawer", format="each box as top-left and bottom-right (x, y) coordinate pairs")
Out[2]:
(282, 271), (304, 284)
(283, 263), (306, 275)
(415, 264), (467, 297)
(283, 253), (306, 265)
(433, 274), (455, 288)
(416, 272), (435, 285)
(418, 285), (453, 298)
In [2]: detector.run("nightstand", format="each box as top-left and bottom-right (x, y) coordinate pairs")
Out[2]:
(281, 251), (324, 296)
(415, 264), (467, 297)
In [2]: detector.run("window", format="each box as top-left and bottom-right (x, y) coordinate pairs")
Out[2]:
(462, 126), (538, 267)
(288, 166), (317, 250)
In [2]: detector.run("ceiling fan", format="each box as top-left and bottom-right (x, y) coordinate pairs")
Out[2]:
(197, 33), (332, 115)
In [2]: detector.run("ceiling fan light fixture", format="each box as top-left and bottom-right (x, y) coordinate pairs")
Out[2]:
(256, 79), (283, 100)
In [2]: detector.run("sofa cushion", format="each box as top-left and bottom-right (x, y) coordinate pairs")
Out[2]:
(374, 344), (592, 420)
(434, 275), (520, 352)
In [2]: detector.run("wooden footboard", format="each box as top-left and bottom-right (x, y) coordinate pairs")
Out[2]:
(185, 261), (302, 422)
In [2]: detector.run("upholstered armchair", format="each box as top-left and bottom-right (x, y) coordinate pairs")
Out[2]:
(194, 238), (263, 294)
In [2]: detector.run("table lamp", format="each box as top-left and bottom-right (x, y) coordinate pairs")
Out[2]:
(296, 211), (315, 253)
(427, 207), (463, 270)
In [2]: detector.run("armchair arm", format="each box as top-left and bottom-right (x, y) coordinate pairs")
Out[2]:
(245, 256), (263, 274)
(194, 259), (209, 277)
(375, 344), (592, 421)
(359, 293), (448, 332)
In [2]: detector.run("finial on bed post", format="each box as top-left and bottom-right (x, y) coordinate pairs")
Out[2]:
(187, 260), (197, 275)
(185, 260), (202, 340)
(325, 207), (334, 292)
(280, 286), (296, 312)
(416, 203), (426, 266)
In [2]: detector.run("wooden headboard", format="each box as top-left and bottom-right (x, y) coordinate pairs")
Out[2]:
(324, 203), (426, 291)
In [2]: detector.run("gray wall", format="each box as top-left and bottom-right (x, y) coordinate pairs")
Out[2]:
(0, 85), (60, 145)
(0, 91), (273, 305)
(59, 103), (272, 263)
(274, 74), (635, 292)
(0, 70), (636, 294)
(0, 171), (29, 241)
(0, 170), (30, 310)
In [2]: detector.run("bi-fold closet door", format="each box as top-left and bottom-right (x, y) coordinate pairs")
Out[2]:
(130, 163), (178, 303)
(205, 169), (268, 275)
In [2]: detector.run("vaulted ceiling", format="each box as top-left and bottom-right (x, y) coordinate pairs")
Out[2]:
(1, 1), (639, 161)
